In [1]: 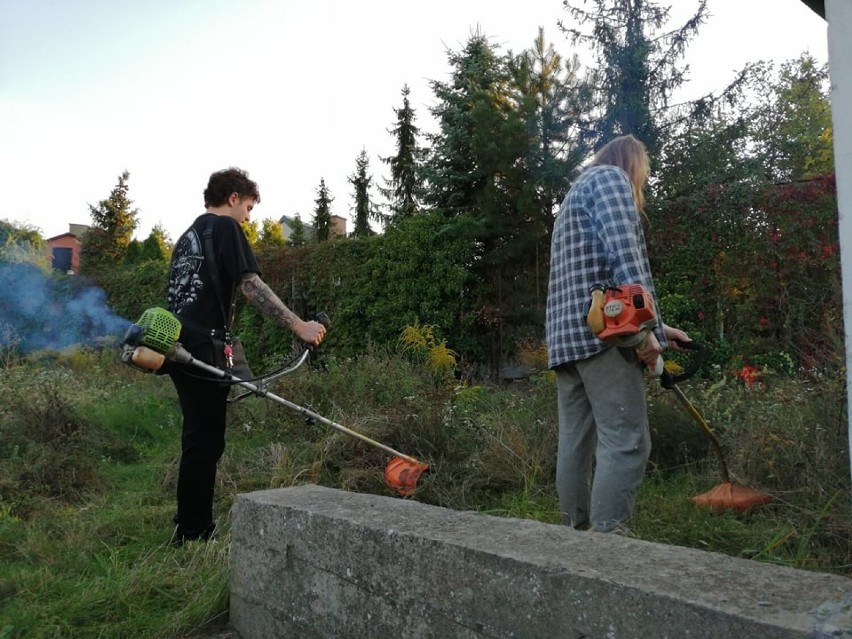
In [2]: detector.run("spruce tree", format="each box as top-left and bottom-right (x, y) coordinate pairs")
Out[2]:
(148, 223), (172, 258)
(349, 149), (382, 238)
(124, 240), (143, 265)
(560, 0), (708, 155)
(80, 170), (139, 276)
(423, 31), (509, 217)
(380, 85), (425, 223)
(289, 214), (307, 247)
(424, 31), (572, 373)
(312, 179), (333, 242)
(140, 233), (168, 262)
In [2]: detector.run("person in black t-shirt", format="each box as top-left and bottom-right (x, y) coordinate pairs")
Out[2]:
(166, 167), (325, 544)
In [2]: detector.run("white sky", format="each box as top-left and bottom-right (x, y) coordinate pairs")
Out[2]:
(0, 0), (828, 243)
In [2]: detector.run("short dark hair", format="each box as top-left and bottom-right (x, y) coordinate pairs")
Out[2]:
(203, 167), (261, 208)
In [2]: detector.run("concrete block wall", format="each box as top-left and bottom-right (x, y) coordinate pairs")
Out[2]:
(230, 485), (851, 639)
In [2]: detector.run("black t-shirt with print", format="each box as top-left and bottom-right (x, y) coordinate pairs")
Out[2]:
(167, 213), (260, 339)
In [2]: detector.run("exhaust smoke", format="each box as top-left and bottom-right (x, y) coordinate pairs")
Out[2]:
(0, 262), (131, 353)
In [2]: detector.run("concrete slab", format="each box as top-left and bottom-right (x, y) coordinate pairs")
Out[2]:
(230, 485), (852, 638)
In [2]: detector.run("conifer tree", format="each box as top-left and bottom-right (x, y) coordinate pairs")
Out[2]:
(560, 0), (708, 155)
(423, 31), (509, 217)
(349, 149), (382, 238)
(289, 214), (307, 247)
(509, 28), (596, 220)
(312, 179), (333, 242)
(140, 233), (167, 262)
(124, 225), (170, 264)
(424, 31), (570, 373)
(124, 240), (143, 265)
(80, 170), (139, 275)
(381, 85), (425, 223)
(147, 223), (172, 258)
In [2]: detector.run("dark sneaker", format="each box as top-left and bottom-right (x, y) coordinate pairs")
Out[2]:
(170, 523), (217, 547)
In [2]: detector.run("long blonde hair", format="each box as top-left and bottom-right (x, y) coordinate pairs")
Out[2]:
(591, 135), (650, 212)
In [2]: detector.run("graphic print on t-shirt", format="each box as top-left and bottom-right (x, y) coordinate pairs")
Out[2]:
(168, 229), (204, 315)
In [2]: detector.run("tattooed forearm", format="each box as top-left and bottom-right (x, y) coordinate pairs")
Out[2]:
(240, 273), (299, 329)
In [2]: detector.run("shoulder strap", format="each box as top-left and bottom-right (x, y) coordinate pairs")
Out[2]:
(202, 219), (237, 333)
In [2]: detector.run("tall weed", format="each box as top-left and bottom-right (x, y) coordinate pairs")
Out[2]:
(1, 343), (850, 638)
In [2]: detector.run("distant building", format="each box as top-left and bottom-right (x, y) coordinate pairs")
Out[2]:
(279, 215), (347, 241)
(46, 224), (90, 274)
(329, 215), (347, 238)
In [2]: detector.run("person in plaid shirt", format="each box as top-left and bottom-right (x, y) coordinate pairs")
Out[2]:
(546, 135), (689, 533)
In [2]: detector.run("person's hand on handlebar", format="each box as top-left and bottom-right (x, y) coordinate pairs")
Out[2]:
(293, 319), (326, 346)
(663, 323), (691, 351)
(636, 331), (662, 367)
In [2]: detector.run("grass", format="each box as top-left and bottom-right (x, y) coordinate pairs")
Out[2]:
(0, 461), (230, 639)
(0, 354), (232, 638)
(0, 346), (849, 637)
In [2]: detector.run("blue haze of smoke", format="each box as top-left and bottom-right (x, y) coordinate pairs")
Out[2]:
(0, 262), (132, 353)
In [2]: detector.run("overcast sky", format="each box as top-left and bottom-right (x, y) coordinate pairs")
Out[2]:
(0, 0), (828, 243)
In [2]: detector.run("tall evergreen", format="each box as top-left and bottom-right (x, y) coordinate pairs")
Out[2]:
(80, 170), (139, 275)
(380, 85), (425, 223)
(508, 27), (596, 224)
(560, 0), (708, 155)
(424, 31), (581, 373)
(126, 224), (171, 263)
(422, 32), (510, 217)
(147, 224), (172, 259)
(289, 214), (307, 247)
(349, 149), (381, 238)
(312, 179), (333, 242)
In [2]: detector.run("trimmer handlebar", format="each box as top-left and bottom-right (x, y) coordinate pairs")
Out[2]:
(119, 306), (428, 496)
(660, 340), (705, 389)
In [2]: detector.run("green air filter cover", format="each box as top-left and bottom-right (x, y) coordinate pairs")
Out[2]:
(136, 307), (182, 353)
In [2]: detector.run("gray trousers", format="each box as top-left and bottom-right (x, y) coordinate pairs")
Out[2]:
(555, 346), (651, 532)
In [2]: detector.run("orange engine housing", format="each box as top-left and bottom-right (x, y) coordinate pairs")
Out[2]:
(597, 284), (658, 342)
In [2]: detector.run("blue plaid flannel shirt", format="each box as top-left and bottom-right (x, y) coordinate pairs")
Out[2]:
(546, 164), (666, 367)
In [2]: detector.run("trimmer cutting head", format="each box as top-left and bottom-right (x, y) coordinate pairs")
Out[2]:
(384, 457), (430, 496)
(691, 482), (772, 513)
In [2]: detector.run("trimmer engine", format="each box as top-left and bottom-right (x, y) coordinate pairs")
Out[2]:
(587, 283), (658, 347)
(120, 307), (187, 372)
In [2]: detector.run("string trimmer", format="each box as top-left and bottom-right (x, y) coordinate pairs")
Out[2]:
(119, 307), (429, 496)
(587, 284), (772, 512)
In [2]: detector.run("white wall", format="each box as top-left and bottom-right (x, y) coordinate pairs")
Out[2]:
(825, 0), (852, 490)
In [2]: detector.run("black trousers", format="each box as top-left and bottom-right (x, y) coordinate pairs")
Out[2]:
(169, 369), (231, 536)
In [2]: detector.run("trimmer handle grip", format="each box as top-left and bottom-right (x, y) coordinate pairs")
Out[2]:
(315, 312), (331, 329)
(660, 340), (705, 389)
(301, 312), (331, 352)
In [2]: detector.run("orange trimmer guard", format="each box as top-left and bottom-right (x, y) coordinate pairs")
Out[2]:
(384, 457), (430, 496)
(692, 482), (772, 513)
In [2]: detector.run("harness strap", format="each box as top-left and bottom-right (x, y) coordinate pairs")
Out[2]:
(202, 220), (237, 341)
